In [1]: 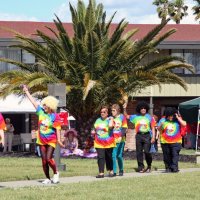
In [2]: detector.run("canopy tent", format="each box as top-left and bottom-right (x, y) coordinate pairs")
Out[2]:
(0, 94), (36, 113)
(179, 97), (200, 123)
(179, 97), (200, 151)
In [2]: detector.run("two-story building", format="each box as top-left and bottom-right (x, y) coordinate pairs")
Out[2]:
(0, 21), (199, 140)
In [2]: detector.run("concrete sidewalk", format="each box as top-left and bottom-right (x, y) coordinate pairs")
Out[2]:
(1, 168), (200, 189)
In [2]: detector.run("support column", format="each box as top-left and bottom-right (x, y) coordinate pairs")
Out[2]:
(149, 86), (154, 115)
(25, 113), (29, 133)
(48, 83), (66, 171)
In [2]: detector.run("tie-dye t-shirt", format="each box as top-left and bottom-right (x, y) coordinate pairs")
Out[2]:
(0, 113), (6, 130)
(158, 117), (182, 144)
(36, 105), (61, 148)
(129, 114), (156, 133)
(113, 114), (128, 143)
(0, 113), (6, 144)
(94, 117), (115, 148)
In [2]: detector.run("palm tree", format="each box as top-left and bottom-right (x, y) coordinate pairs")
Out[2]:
(192, 0), (200, 21)
(153, 0), (171, 23)
(153, 0), (188, 24)
(170, 0), (188, 24)
(0, 0), (194, 144)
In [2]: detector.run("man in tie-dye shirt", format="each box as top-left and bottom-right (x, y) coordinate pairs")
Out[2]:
(158, 107), (186, 173)
(123, 101), (156, 173)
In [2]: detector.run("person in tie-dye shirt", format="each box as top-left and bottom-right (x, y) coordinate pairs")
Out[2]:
(158, 107), (186, 173)
(111, 104), (127, 176)
(123, 101), (156, 173)
(92, 106), (116, 178)
(0, 113), (6, 148)
(22, 85), (64, 184)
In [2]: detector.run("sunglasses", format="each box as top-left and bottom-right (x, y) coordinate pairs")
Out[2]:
(101, 111), (107, 114)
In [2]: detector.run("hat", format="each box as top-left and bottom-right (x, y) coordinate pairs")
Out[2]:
(64, 128), (78, 137)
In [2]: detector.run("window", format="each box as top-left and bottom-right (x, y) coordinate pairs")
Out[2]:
(0, 48), (21, 73)
(22, 51), (35, 64)
(184, 49), (200, 74)
(171, 49), (200, 75)
(171, 49), (184, 74)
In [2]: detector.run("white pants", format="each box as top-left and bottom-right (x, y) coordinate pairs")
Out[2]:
(3, 133), (13, 152)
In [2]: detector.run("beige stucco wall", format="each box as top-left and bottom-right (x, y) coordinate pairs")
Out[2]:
(134, 77), (200, 97)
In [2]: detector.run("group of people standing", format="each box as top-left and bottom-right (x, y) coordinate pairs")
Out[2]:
(92, 104), (128, 178)
(0, 84), (187, 184)
(92, 101), (187, 178)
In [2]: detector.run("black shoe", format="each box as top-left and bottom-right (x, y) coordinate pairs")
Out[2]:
(108, 173), (115, 177)
(171, 169), (179, 173)
(96, 174), (104, 178)
(144, 167), (151, 173)
(138, 169), (145, 173)
(119, 171), (123, 176)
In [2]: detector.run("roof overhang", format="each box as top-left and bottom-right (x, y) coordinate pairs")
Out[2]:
(158, 41), (200, 49)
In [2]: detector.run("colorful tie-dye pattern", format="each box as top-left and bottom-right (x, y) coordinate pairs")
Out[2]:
(113, 114), (128, 143)
(129, 114), (156, 133)
(94, 117), (115, 148)
(158, 117), (182, 144)
(0, 113), (6, 130)
(36, 105), (61, 148)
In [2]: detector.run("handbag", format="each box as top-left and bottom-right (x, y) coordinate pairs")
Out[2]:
(149, 144), (157, 153)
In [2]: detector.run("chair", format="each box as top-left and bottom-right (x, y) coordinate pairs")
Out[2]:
(12, 135), (21, 151)
(20, 133), (35, 152)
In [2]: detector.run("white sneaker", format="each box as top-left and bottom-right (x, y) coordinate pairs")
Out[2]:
(42, 179), (51, 184)
(52, 172), (59, 184)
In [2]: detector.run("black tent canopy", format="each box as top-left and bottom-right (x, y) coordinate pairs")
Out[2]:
(179, 97), (200, 151)
(179, 97), (200, 123)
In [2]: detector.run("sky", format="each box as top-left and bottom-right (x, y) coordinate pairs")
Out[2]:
(0, 0), (199, 24)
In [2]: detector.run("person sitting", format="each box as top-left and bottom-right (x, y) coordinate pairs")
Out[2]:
(82, 135), (97, 158)
(60, 129), (83, 157)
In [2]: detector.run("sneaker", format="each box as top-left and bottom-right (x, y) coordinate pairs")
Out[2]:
(42, 179), (51, 184)
(52, 172), (59, 184)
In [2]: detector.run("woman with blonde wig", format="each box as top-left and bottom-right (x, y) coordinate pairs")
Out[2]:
(22, 85), (64, 184)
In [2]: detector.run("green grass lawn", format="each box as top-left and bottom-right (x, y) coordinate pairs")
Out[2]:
(0, 157), (200, 199)
(1, 171), (200, 200)
(156, 148), (196, 155)
(0, 157), (199, 182)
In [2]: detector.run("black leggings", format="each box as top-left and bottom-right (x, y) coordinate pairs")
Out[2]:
(96, 148), (113, 173)
(40, 145), (57, 179)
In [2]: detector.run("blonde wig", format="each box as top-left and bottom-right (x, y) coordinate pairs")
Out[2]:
(41, 96), (59, 112)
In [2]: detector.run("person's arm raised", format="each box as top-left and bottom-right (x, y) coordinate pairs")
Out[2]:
(123, 102), (130, 119)
(22, 85), (39, 109)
